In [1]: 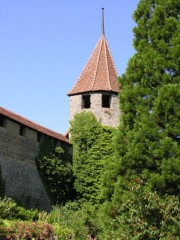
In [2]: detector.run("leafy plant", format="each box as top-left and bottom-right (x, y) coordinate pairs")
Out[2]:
(39, 202), (103, 239)
(70, 112), (115, 205)
(37, 145), (75, 205)
(0, 197), (38, 220)
(99, 182), (180, 239)
(3, 220), (54, 240)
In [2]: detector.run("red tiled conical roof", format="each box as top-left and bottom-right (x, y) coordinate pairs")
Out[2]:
(68, 35), (119, 96)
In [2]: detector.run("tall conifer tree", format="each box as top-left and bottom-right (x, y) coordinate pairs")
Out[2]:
(113, 0), (180, 197)
(100, 0), (180, 237)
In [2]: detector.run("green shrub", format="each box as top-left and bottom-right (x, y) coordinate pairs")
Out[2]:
(0, 197), (38, 220)
(3, 220), (54, 239)
(40, 204), (90, 240)
(52, 223), (75, 240)
(99, 182), (180, 239)
(39, 205), (76, 239)
(0, 219), (6, 238)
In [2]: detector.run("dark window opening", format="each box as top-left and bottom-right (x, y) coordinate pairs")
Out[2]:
(82, 95), (91, 109)
(53, 139), (58, 148)
(0, 115), (6, 128)
(102, 94), (111, 108)
(37, 132), (42, 142)
(19, 125), (26, 136)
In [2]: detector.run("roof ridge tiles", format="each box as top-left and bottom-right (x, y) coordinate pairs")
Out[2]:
(105, 37), (118, 78)
(104, 37), (111, 90)
(91, 36), (104, 90)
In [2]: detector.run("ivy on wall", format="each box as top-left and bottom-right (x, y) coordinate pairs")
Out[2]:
(36, 137), (75, 205)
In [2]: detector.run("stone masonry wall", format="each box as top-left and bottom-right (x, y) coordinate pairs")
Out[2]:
(0, 119), (51, 211)
(69, 92), (120, 127)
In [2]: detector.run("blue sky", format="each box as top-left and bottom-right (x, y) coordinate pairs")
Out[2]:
(0, 0), (139, 134)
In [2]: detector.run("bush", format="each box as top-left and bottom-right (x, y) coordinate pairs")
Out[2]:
(99, 182), (180, 239)
(0, 197), (38, 220)
(39, 205), (76, 239)
(2, 220), (54, 240)
(0, 219), (7, 238)
(39, 204), (90, 239)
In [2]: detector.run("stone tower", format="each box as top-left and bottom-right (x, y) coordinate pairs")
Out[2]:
(68, 9), (120, 128)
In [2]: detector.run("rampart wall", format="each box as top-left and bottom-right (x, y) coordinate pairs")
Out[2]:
(0, 117), (70, 211)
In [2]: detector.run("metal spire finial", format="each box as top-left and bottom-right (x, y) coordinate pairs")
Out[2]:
(101, 7), (105, 36)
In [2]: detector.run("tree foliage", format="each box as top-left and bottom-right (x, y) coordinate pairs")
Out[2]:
(100, 181), (180, 239)
(100, 0), (180, 238)
(106, 0), (180, 199)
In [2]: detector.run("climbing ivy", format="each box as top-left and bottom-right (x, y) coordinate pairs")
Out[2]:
(36, 137), (75, 205)
(70, 111), (115, 205)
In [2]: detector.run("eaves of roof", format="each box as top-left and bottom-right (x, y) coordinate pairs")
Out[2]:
(0, 106), (71, 145)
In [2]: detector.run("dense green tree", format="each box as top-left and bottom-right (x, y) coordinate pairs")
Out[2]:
(100, 0), (180, 238)
(36, 138), (75, 204)
(107, 0), (179, 199)
(70, 111), (115, 205)
(100, 181), (180, 239)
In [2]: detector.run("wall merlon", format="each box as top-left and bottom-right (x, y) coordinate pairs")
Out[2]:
(6, 119), (19, 135)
